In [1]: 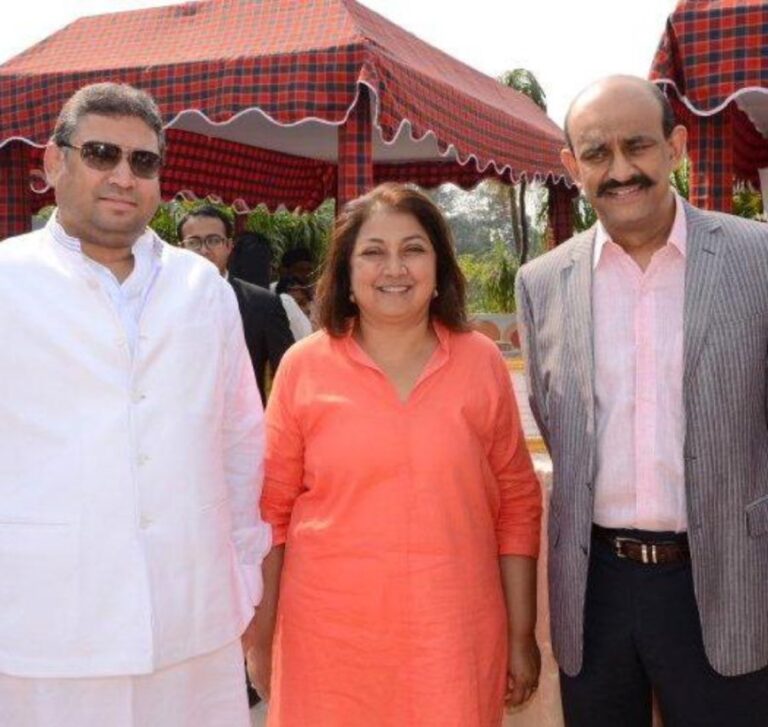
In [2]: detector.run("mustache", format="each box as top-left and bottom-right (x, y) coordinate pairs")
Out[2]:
(597, 174), (654, 197)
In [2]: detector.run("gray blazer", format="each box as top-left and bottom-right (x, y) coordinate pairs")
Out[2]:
(516, 202), (768, 677)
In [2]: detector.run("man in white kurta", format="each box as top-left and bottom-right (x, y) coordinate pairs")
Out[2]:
(0, 83), (270, 726)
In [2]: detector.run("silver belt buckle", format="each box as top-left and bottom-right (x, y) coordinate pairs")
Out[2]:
(613, 536), (658, 563)
(614, 536), (630, 558)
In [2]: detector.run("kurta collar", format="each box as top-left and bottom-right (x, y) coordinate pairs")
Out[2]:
(341, 318), (452, 389)
(47, 209), (163, 260)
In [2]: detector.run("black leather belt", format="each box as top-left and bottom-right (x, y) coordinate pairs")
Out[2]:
(592, 525), (690, 565)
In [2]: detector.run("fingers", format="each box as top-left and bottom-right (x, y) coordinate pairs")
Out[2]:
(255, 681), (271, 702)
(250, 669), (271, 702)
(505, 675), (539, 709)
(505, 637), (541, 709)
(245, 649), (272, 702)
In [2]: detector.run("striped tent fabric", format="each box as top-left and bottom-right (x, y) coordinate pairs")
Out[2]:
(19, 129), (539, 217)
(0, 0), (572, 240)
(17, 130), (338, 215)
(650, 0), (768, 212)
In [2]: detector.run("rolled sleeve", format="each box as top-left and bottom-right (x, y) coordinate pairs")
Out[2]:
(489, 355), (542, 557)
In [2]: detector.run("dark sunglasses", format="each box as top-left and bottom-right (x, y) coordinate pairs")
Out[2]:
(58, 140), (162, 179)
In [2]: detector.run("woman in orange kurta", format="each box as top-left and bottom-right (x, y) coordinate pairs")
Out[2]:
(246, 183), (542, 726)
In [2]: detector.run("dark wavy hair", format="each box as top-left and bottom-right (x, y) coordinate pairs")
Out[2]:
(316, 183), (468, 336)
(52, 82), (165, 158)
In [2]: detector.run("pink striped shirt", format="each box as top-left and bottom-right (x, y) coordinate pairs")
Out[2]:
(592, 194), (687, 532)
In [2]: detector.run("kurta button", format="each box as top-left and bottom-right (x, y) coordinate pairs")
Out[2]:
(137, 454), (150, 466)
(132, 392), (146, 403)
(139, 514), (153, 529)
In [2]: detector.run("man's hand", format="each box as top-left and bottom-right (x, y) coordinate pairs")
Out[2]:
(505, 632), (541, 709)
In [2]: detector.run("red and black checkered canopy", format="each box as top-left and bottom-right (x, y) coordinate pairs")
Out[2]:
(651, 0), (768, 113)
(650, 0), (768, 211)
(0, 0), (572, 239)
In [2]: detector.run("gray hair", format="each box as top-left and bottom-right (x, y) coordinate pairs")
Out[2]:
(52, 82), (165, 157)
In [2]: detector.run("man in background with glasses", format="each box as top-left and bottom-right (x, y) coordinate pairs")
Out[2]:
(178, 205), (294, 405)
(0, 83), (268, 727)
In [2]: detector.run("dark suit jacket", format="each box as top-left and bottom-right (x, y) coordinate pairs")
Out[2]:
(229, 276), (294, 403)
(516, 202), (768, 678)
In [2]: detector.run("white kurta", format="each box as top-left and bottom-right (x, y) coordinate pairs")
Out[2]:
(0, 215), (270, 714)
(0, 640), (249, 727)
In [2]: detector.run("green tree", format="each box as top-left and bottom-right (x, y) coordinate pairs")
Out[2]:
(458, 232), (519, 314)
(244, 200), (333, 265)
(498, 68), (547, 264)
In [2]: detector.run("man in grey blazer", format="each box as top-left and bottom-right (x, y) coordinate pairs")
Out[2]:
(516, 75), (768, 726)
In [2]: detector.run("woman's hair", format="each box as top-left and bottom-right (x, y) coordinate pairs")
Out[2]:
(315, 183), (468, 336)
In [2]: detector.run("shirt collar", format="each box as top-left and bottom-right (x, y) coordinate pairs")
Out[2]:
(47, 209), (164, 260)
(592, 191), (687, 269)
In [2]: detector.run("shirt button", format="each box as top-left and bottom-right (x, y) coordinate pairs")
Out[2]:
(137, 454), (150, 466)
(132, 392), (146, 404)
(139, 514), (153, 529)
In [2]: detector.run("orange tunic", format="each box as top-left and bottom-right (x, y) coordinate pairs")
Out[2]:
(261, 323), (542, 727)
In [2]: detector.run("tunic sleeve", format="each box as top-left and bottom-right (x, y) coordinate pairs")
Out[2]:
(261, 349), (306, 546)
(488, 352), (542, 557)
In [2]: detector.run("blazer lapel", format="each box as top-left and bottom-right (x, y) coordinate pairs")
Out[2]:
(683, 203), (727, 394)
(562, 230), (596, 435)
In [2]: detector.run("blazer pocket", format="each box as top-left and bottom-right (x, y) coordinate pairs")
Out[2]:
(746, 495), (768, 538)
(710, 308), (766, 345)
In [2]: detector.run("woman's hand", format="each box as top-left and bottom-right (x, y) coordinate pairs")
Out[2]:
(243, 615), (274, 701)
(505, 632), (541, 709)
(243, 545), (285, 702)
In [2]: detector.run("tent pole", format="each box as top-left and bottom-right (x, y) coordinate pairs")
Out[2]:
(547, 180), (577, 246)
(336, 85), (373, 211)
(687, 105), (734, 213)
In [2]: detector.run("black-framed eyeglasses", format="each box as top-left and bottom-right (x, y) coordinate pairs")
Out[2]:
(58, 140), (162, 179)
(180, 235), (228, 251)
